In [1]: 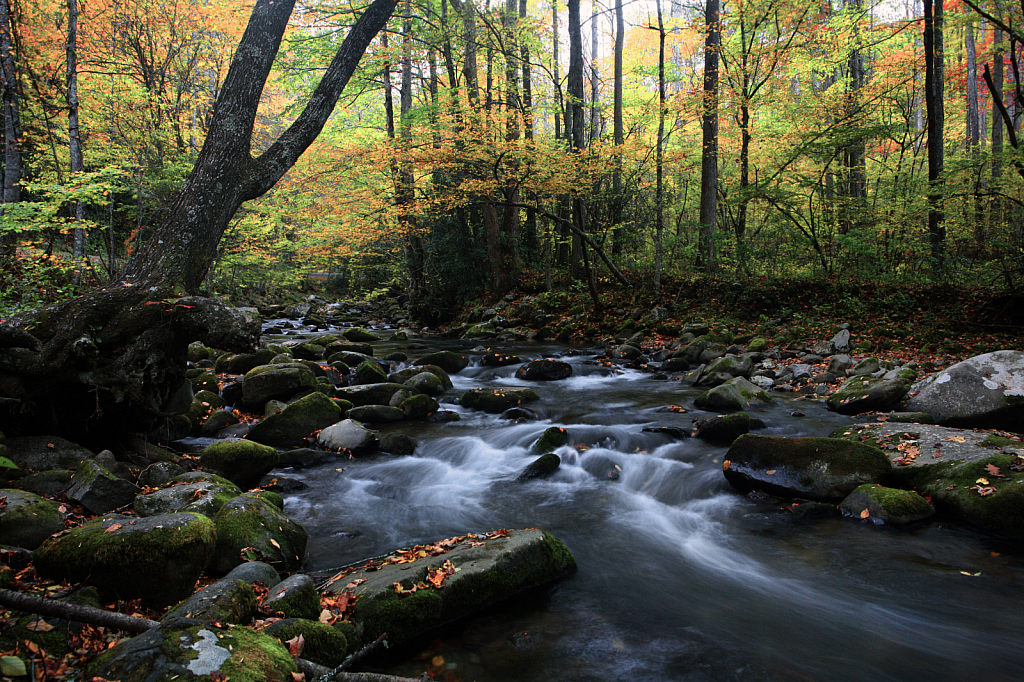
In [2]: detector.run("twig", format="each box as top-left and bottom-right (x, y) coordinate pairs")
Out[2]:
(316, 633), (389, 682)
(0, 587), (159, 634)
(298, 657), (423, 682)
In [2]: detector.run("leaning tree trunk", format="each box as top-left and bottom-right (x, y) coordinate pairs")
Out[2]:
(0, 0), (396, 448)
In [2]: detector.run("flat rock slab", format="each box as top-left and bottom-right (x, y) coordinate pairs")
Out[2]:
(830, 422), (1024, 469)
(324, 529), (575, 647)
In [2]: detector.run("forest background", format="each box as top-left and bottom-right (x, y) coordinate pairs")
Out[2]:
(0, 0), (1021, 337)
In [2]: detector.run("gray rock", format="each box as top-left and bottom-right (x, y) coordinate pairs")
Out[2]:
(241, 363), (318, 407)
(839, 484), (934, 525)
(516, 359), (573, 381)
(223, 560), (282, 588)
(138, 462), (188, 488)
(209, 494), (308, 576)
(334, 382), (407, 407)
(401, 393), (439, 419)
(246, 392), (343, 446)
(134, 481), (241, 518)
(695, 377), (775, 412)
(263, 574), (319, 620)
(0, 488), (64, 549)
(5, 436), (92, 471)
(791, 364), (813, 381)
(849, 357), (880, 377)
(461, 388), (540, 413)
(67, 460), (140, 514)
(347, 405), (405, 423)
(164, 578), (256, 624)
(827, 371), (915, 415)
(827, 354), (854, 376)
(414, 351), (468, 374)
(905, 350), (1024, 430)
(405, 371), (445, 396)
(697, 355), (754, 386)
(518, 454), (561, 481)
(16, 470), (73, 497)
(317, 419), (377, 453)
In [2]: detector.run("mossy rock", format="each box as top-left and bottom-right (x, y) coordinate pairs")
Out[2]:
(264, 618), (352, 668)
(695, 377), (775, 412)
(461, 388), (540, 414)
(401, 393), (439, 419)
(335, 382), (407, 407)
(414, 351), (469, 374)
(515, 359), (573, 381)
(84, 617), (297, 682)
(747, 337), (769, 353)
(328, 529), (575, 648)
(533, 426), (569, 453)
(343, 327), (382, 343)
(379, 432), (417, 456)
(262, 574), (320, 620)
(209, 494), (308, 576)
(200, 440), (279, 489)
(16, 469), (73, 497)
(134, 481), (242, 518)
(405, 371), (445, 396)
(694, 412), (762, 445)
(724, 435), (892, 502)
(348, 404), (406, 423)
(324, 340), (374, 357)
(67, 459), (141, 514)
(317, 419), (378, 453)
(200, 409), (242, 437)
(827, 375), (911, 415)
(839, 484), (934, 525)
(164, 578), (257, 625)
(696, 355), (755, 387)
(241, 363), (318, 407)
(33, 513), (217, 606)
(517, 454), (561, 481)
(354, 359), (389, 385)
(0, 489), (64, 550)
(5, 436), (92, 472)
(190, 371), (219, 394)
(217, 348), (279, 374)
(246, 392), (344, 446)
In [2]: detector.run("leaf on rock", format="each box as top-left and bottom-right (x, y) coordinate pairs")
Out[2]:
(984, 463), (1005, 478)
(25, 618), (53, 632)
(945, 436), (967, 443)
(104, 523), (122, 533)
(285, 634), (304, 657)
(269, 539), (281, 549)
(860, 509), (870, 519)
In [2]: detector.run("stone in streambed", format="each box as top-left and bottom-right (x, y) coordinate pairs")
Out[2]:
(264, 619), (353, 668)
(401, 393), (439, 419)
(5, 436), (92, 472)
(199, 440), (279, 489)
(518, 454), (560, 481)
(133, 480), (241, 518)
(0, 489), (64, 550)
(317, 419), (378, 453)
(67, 460), (140, 514)
(516, 359), (572, 381)
(334, 382), (407, 407)
(827, 370), (915, 415)
(533, 426), (568, 453)
(163, 578), (257, 625)
(404, 371), (445, 396)
(461, 388), (540, 414)
(209, 494), (308, 576)
(695, 377), (774, 412)
(839, 484), (934, 525)
(246, 392), (344, 446)
(343, 327), (381, 343)
(694, 412), (764, 445)
(414, 351), (468, 374)
(241, 363), (318, 407)
(379, 432), (417, 456)
(262, 574), (320, 620)
(347, 405), (405, 423)
(904, 350), (1024, 430)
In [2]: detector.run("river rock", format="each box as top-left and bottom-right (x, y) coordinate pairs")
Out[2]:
(410, 364), (454, 389)
(324, 340), (374, 357)
(199, 440), (279, 489)
(348, 404), (405, 423)
(611, 344), (642, 360)
(481, 352), (522, 367)
(241, 363), (318, 407)
(335, 382), (407, 407)
(246, 392), (344, 446)
(216, 348), (277, 374)
(223, 560), (282, 588)
(533, 426), (569, 453)
(518, 454), (561, 481)
(262, 573), (320, 620)
(461, 388), (540, 413)
(723, 434), (892, 502)
(379, 432), (417, 455)
(849, 357), (880, 377)
(134, 481), (241, 518)
(501, 407), (541, 421)
(200, 409), (241, 437)
(516, 359), (572, 381)
(401, 393), (439, 419)
(404, 371), (445, 396)
(354, 359), (388, 385)
(16, 469), (73, 497)
(34, 512), (216, 606)
(827, 369), (916, 415)
(903, 350), (1024, 430)
(695, 377), (775, 412)
(291, 342), (326, 361)
(5, 436), (92, 471)
(67, 460), (141, 514)
(83, 617), (297, 682)
(696, 355), (754, 386)
(327, 350), (373, 367)
(317, 419), (378, 453)
(839, 484), (934, 525)
(209, 494), (308, 576)
(323, 529), (575, 648)
(414, 350), (469, 374)
(426, 410), (460, 423)
(264, 619), (352, 668)
(343, 327), (381, 342)
(163, 578), (257, 625)
(694, 413), (764, 445)
(0, 489), (64, 550)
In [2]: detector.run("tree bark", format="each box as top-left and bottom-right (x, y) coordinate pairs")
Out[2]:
(0, 0), (22, 257)
(69, 0), (85, 283)
(924, 0), (945, 271)
(699, 0), (720, 272)
(611, 0), (624, 255)
(655, 0), (666, 293)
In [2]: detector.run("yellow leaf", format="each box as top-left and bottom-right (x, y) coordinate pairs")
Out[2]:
(860, 509), (870, 519)
(270, 539), (281, 549)
(318, 609), (332, 624)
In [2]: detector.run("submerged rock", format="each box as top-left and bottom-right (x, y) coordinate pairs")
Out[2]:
(839, 484), (934, 525)
(461, 388), (540, 413)
(516, 359), (573, 381)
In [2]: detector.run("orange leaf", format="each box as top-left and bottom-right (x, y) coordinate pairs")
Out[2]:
(860, 509), (870, 519)
(984, 463), (1005, 478)
(285, 634), (305, 657)
(104, 523), (122, 533)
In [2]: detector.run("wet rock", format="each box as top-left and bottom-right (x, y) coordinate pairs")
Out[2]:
(404, 371), (445, 396)
(425, 410), (461, 423)
(827, 370), (915, 415)
(461, 388), (540, 413)
(347, 405), (405, 423)
(694, 413), (763, 445)
(695, 377), (775, 412)
(163, 578), (256, 624)
(533, 426), (569, 453)
(247, 392), (344, 446)
(516, 359), (573, 381)
(209, 494), (308, 576)
(317, 419), (378, 453)
(223, 560), (281, 589)
(0, 489), (64, 549)
(379, 432), (417, 456)
(134, 481), (241, 518)
(414, 350), (469, 374)
(34, 513), (216, 606)
(324, 529), (575, 648)
(263, 574), (319, 620)
(500, 407), (541, 421)
(343, 327), (382, 343)
(518, 454), (561, 481)
(5, 436), (92, 472)
(696, 355), (754, 386)
(264, 619), (352, 668)
(334, 382), (407, 407)
(277, 448), (339, 468)
(611, 344), (642, 360)
(839, 484), (934, 525)
(723, 434), (891, 502)
(353, 359), (389, 385)
(199, 440), (279, 489)
(660, 358), (690, 372)
(481, 352), (522, 367)
(16, 469), (73, 497)
(67, 460), (141, 514)
(401, 394), (439, 419)
(216, 348), (277, 375)
(139, 462), (188, 488)
(241, 363), (318, 407)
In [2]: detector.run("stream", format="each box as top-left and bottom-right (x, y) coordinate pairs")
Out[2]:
(267, 330), (1024, 682)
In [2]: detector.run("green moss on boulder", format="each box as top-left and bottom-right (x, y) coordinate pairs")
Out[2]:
(209, 495), (308, 576)
(0, 489), (64, 550)
(461, 388), (540, 414)
(246, 392), (343, 446)
(839, 484), (934, 525)
(200, 441), (279, 489)
(265, 618), (352, 668)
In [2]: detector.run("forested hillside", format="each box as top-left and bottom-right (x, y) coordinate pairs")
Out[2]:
(0, 0), (1020, 319)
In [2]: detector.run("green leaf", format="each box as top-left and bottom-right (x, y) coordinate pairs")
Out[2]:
(0, 655), (27, 676)
(0, 456), (18, 470)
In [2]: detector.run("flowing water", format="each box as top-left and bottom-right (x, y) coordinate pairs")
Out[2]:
(270, 331), (1024, 682)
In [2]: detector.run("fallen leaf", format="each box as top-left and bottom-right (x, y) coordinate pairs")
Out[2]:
(976, 477), (990, 485)
(269, 539), (281, 549)
(318, 609), (332, 624)
(766, 469), (776, 475)
(860, 509), (870, 519)
(985, 463), (1005, 478)
(946, 436), (967, 443)
(291, 673), (305, 682)
(285, 634), (305, 657)
(722, 460), (731, 470)
(104, 523), (122, 533)
(24, 619), (53, 632)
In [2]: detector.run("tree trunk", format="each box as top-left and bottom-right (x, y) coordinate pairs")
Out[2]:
(0, 0), (395, 445)
(69, 0), (86, 283)
(699, 0), (720, 272)
(924, 0), (945, 272)
(991, 28), (1004, 235)
(520, 0), (539, 258)
(655, 0), (665, 293)
(611, 0), (624, 255)
(0, 0), (22, 257)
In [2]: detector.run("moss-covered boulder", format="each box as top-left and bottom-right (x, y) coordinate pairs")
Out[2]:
(401, 393), (439, 419)
(747, 337), (769, 353)
(262, 574), (320, 620)
(0, 489), (64, 549)
(164, 578), (257, 625)
(723, 435), (891, 502)
(264, 619), (352, 668)
(694, 377), (775, 412)
(343, 327), (382, 343)
(241, 363), (318, 407)
(694, 412), (764, 445)
(481, 352), (523, 367)
(84, 617), (297, 682)
(414, 350), (469, 374)
(826, 371), (915, 415)
(335, 382), (407, 407)
(209, 494), (308, 576)
(348, 405), (405, 423)
(354, 359), (389, 385)
(405, 371), (445, 396)
(324, 340), (374, 357)
(246, 392), (343, 446)
(461, 388), (540, 414)
(379, 432), (417, 456)
(397, 363), (453, 390)
(517, 454), (561, 481)
(200, 409), (241, 437)
(66, 460), (141, 514)
(16, 469), (73, 496)
(533, 426), (569, 453)
(134, 481), (242, 518)
(216, 348), (278, 374)
(5, 436), (92, 471)
(34, 512), (216, 606)
(317, 419), (378, 453)
(324, 529), (575, 648)
(696, 355), (755, 387)
(199, 440), (279, 489)
(515, 359), (573, 381)
(839, 484), (934, 525)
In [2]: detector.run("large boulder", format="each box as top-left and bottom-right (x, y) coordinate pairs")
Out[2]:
(461, 388), (540, 413)
(246, 392), (343, 446)
(262, 573), (320, 620)
(5, 436), (92, 471)
(342, 327), (382, 343)
(827, 369), (916, 415)
(324, 529), (575, 648)
(163, 578), (257, 625)
(33, 512), (217, 606)
(209, 494), (309, 576)
(517, 454), (561, 481)
(404, 371), (445, 396)
(199, 440), (279, 490)
(695, 355), (754, 386)
(414, 351), (469, 374)
(83, 617), (297, 682)
(353, 359), (389, 385)
(334, 382), (407, 407)
(264, 619), (352, 668)
(515, 359), (573, 381)
(241, 363), (318, 407)
(723, 434), (892, 502)
(66, 460), (141, 514)
(904, 350), (1024, 430)
(695, 377), (774, 412)
(694, 412), (763, 445)
(0, 489), (64, 549)
(134, 480), (242, 518)
(317, 419), (378, 453)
